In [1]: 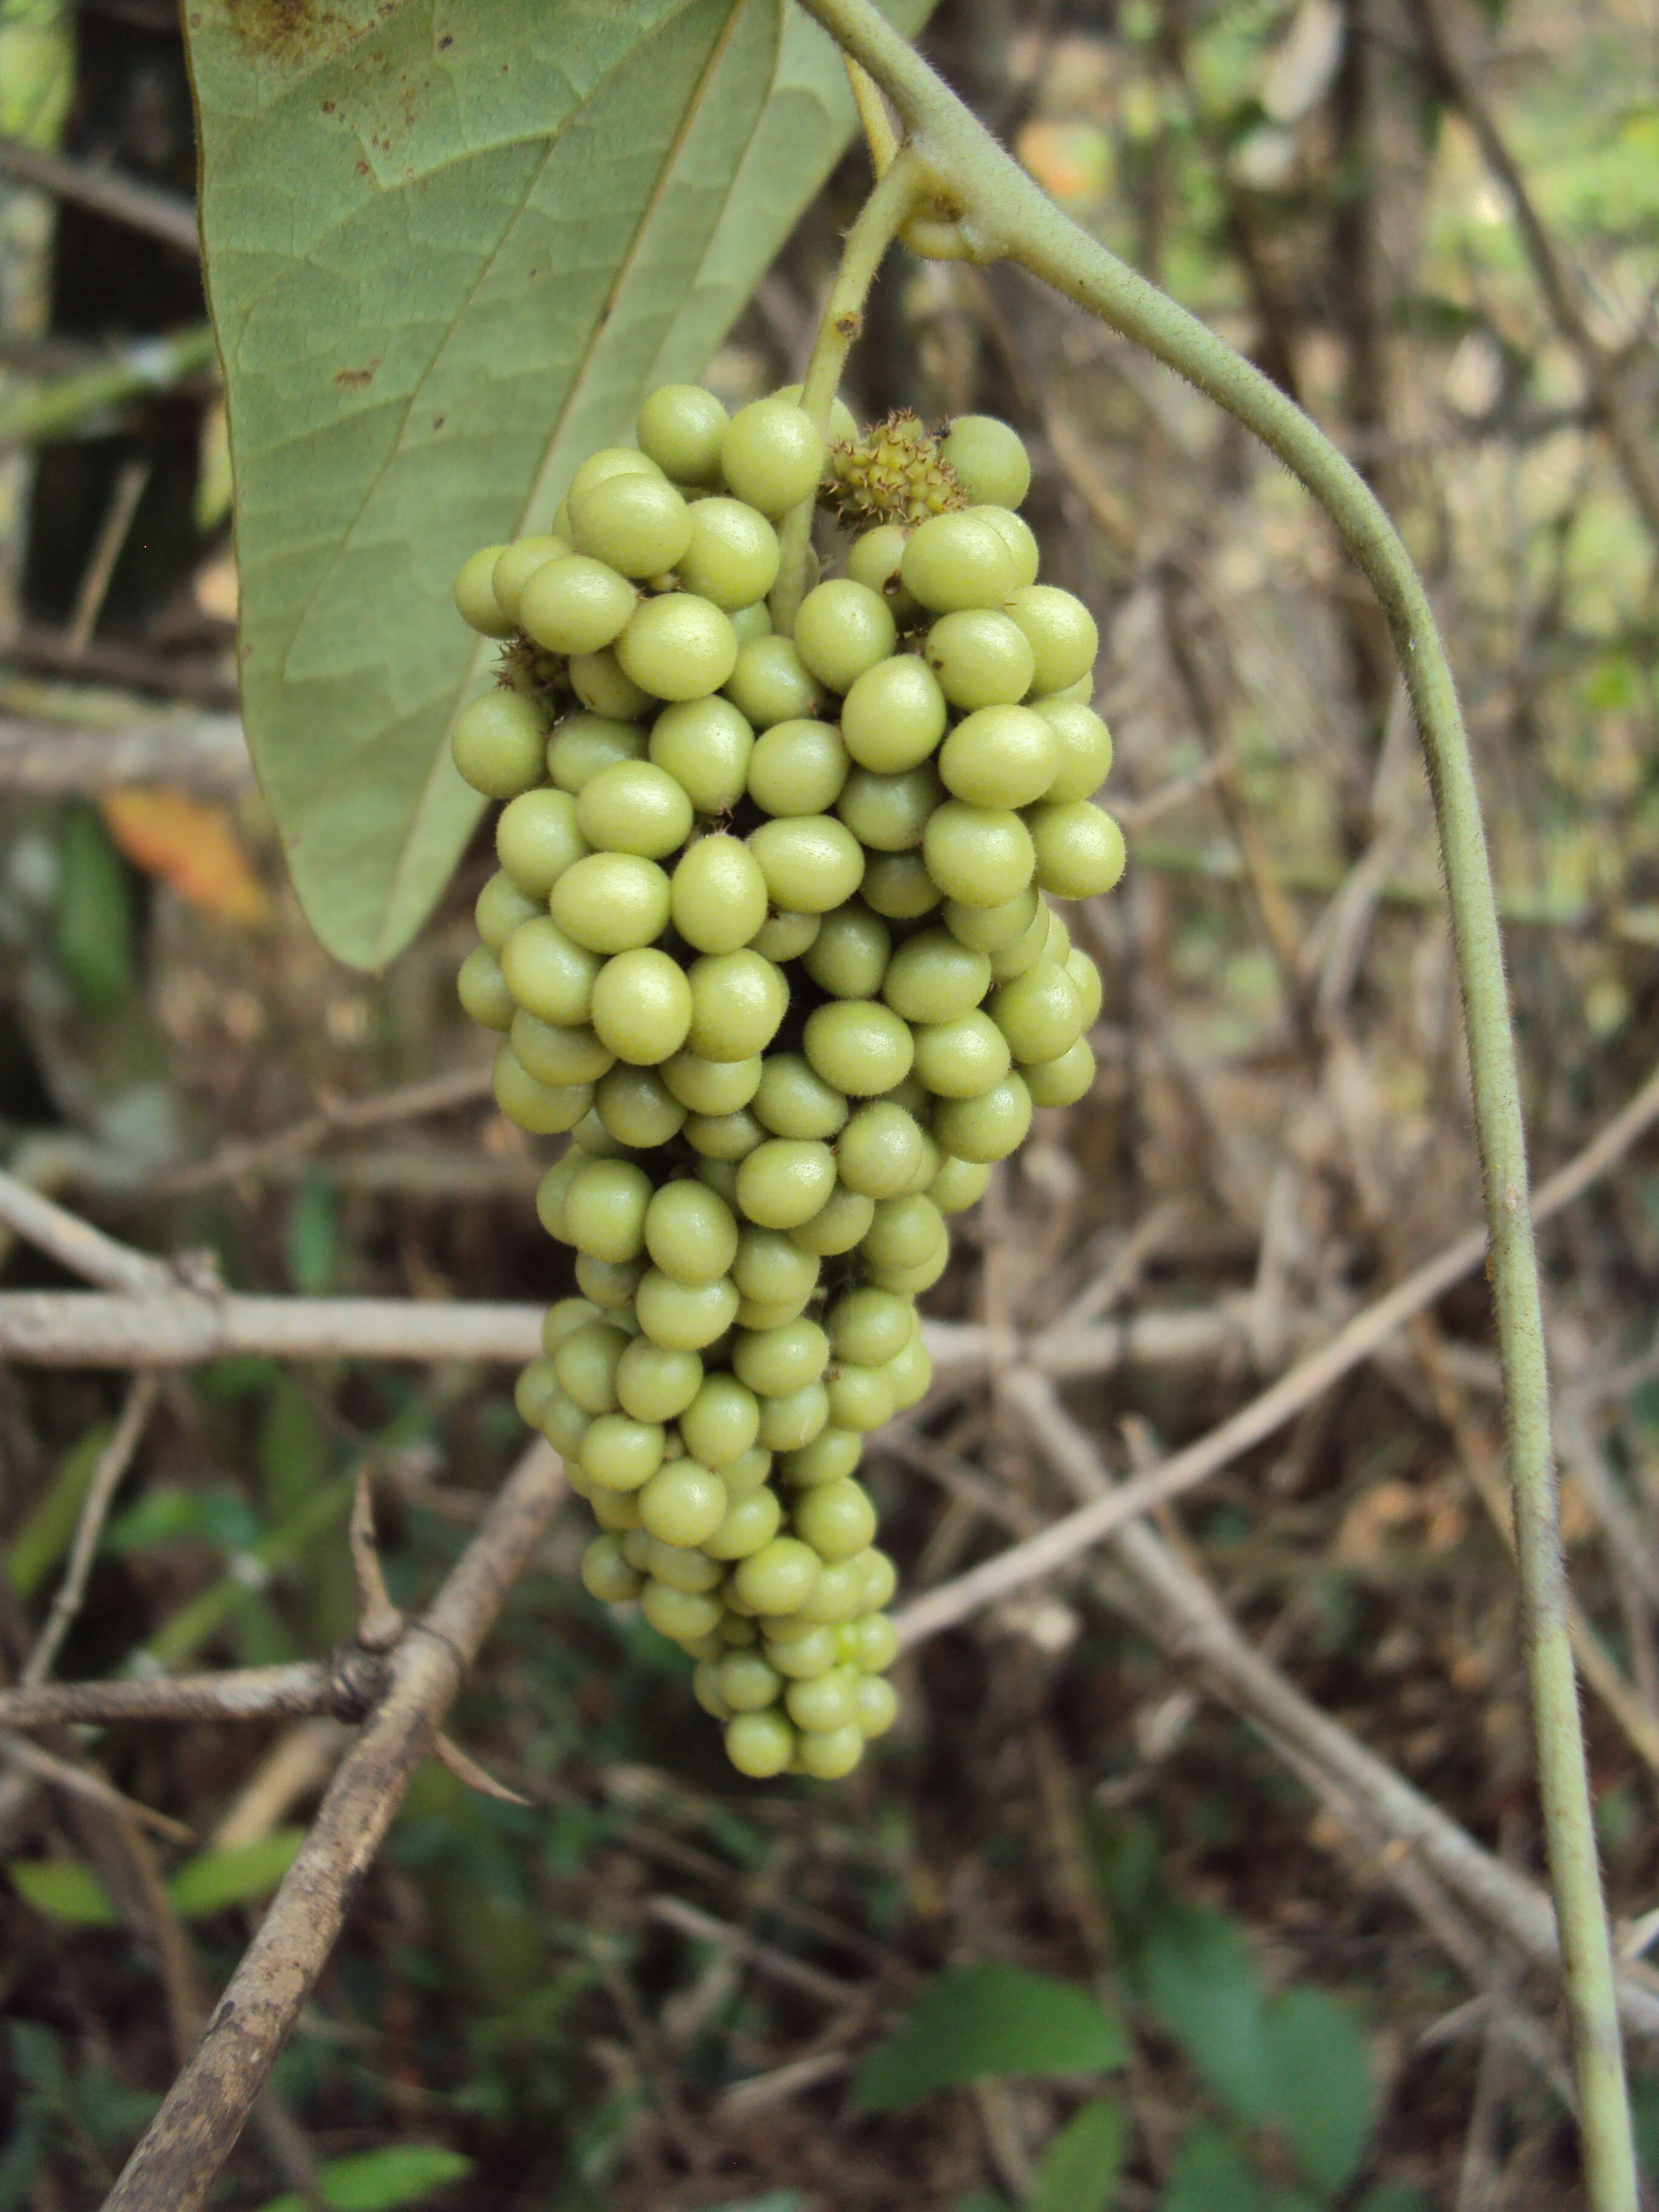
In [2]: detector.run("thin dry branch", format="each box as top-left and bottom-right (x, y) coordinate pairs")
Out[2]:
(102, 1437), (565, 2212)
(899, 1056), (1659, 1643)
(995, 1372), (1659, 2046)
(0, 134), (200, 254)
(0, 1164), (166, 1292)
(0, 1658), (369, 1732)
(22, 1374), (159, 1686)
(0, 714), (251, 796)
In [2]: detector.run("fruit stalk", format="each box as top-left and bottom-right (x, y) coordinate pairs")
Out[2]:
(770, 142), (928, 637)
(786, 1), (1637, 2202)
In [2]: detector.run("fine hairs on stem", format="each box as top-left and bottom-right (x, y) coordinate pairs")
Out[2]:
(783, 0), (1638, 2204)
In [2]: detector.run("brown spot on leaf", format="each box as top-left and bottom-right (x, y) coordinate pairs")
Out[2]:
(333, 360), (380, 390)
(226, 0), (347, 64)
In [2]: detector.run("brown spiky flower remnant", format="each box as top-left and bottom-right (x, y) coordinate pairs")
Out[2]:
(820, 409), (971, 528)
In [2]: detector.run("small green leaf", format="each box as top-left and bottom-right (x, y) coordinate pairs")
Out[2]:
(255, 2143), (473, 2212)
(854, 1966), (1125, 2113)
(8, 1858), (118, 1926)
(167, 1829), (305, 1918)
(1158, 2127), (1264, 2212)
(55, 803), (133, 1015)
(1259, 1986), (1373, 2192)
(1353, 2187), (1433, 2212)
(1136, 1900), (1272, 2123)
(1030, 2097), (1127, 2212)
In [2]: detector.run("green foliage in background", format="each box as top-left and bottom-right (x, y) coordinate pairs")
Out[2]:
(182, 0), (925, 971)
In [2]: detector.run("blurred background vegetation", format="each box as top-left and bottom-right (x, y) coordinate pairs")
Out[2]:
(2, 0), (1659, 2204)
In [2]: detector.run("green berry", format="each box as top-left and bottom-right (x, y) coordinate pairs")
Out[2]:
(639, 1460), (726, 1546)
(566, 447), (663, 515)
(940, 414), (1031, 507)
(788, 1184), (875, 1256)
(922, 801), (1035, 908)
(860, 1193), (946, 1272)
(836, 763), (942, 853)
(796, 1723), (864, 1778)
(636, 383), (729, 483)
(668, 836), (768, 958)
(475, 868), (541, 950)
(785, 1664), (860, 1732)
(747, 718), (850, 817)
(881, 928), (991, 1024)
(616, 592), (739, 701)
(580, 1412), (667, 1492)
(644, 1176), (740, 1284)
(642, 1579), (723, 1643)
(563, 1156), (652, 1261)
(679, 1372), (762, 1466)
(686, 948), (789, 1060)
(676, 495), (780, 608)
(725, 1708), (796, 1777)
(595, 1064), (687, 1148)
(630, 1268), (736, 1350)
(854, 1675), (900, 1737)
(900, 510), (1019, 614)
(859, 851), (942, 920)
(976, 504), (1041, 588)
(568, 647), (654, 722)
(1024, 1037), (1096, 1107)
(990, 957), (1084, 1064)
(732, 1534), (822, 1614)
(1026, 800), (1125, 898)
(747, 814), (865, 914)
(826, 1285), (913, 1366)
(496, 787), (588, 898)
(825, 1360), (896, 1433)
(792, 578), (897, 693)
(732, 1316), (830, 1397)
(725, 635), (820, 727)
(458, 944), (514, 1030)
(703, 1484), (783, 1561)
(571, 471), (692, 577)
(938, 705), (1057, 809)
(519, 554), (636, 655)
(451, 688), (548, 797)
(802, 903), (891, 999)
(736, 1138), (837, 1229)
(719, 1649), (785, 1711)
(836, 1101), (926, 1199)
(845, 520), (918, 615)
(731, 1226), (820, 1309)
(554, 1318), (629, 1414)
(548, 711), (648, 794)
(932, 1070), (1033, 1162)
(911, 1010), (1011, 1098)
(928, 1153), (991, 1213)
(802, 1000), (914, 1096)
(589, 948), (694, 1065)
(649, 695), (754, 813)
(662, 1048), (763, 1115)
(453, 543), (517, 637)
(720, 397), (825, 517)
(840, 654), (948, 772)
(1032, 699), (1114, 801)
(615, 1336), (703, 1422)
(550, 853), (671, 953)
(925, 609), (1036, 712)
(779, 1427), (863, 1489)
(581, 1532), (644, 1604)
(500, 916), (600, 1025)
(1004, 583), (1098, 695)
(752, 1053), (848, 1142)
(492, 1047), (592, 1134)
(490, 533), (572, 625)
(574, 759), (694, 859)
(749, 908), (820, 961)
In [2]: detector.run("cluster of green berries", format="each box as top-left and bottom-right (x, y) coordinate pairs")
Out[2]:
(449, 382), (1122, 1780)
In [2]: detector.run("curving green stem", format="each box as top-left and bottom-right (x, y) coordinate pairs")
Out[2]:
(791, 0), (1637, 2203)
(770, 144), (929, 635)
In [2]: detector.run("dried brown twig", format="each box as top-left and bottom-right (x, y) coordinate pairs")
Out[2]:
(101, 1438), (565, 2212)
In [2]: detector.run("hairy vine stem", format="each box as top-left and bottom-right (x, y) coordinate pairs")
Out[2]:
(791, 0), (1637, 2201)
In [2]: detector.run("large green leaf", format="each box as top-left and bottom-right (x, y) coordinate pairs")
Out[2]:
(1258, 1986), (1373, 2194)
(184, 0), (926, 969)
(853, 1965), (1127, 2113)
